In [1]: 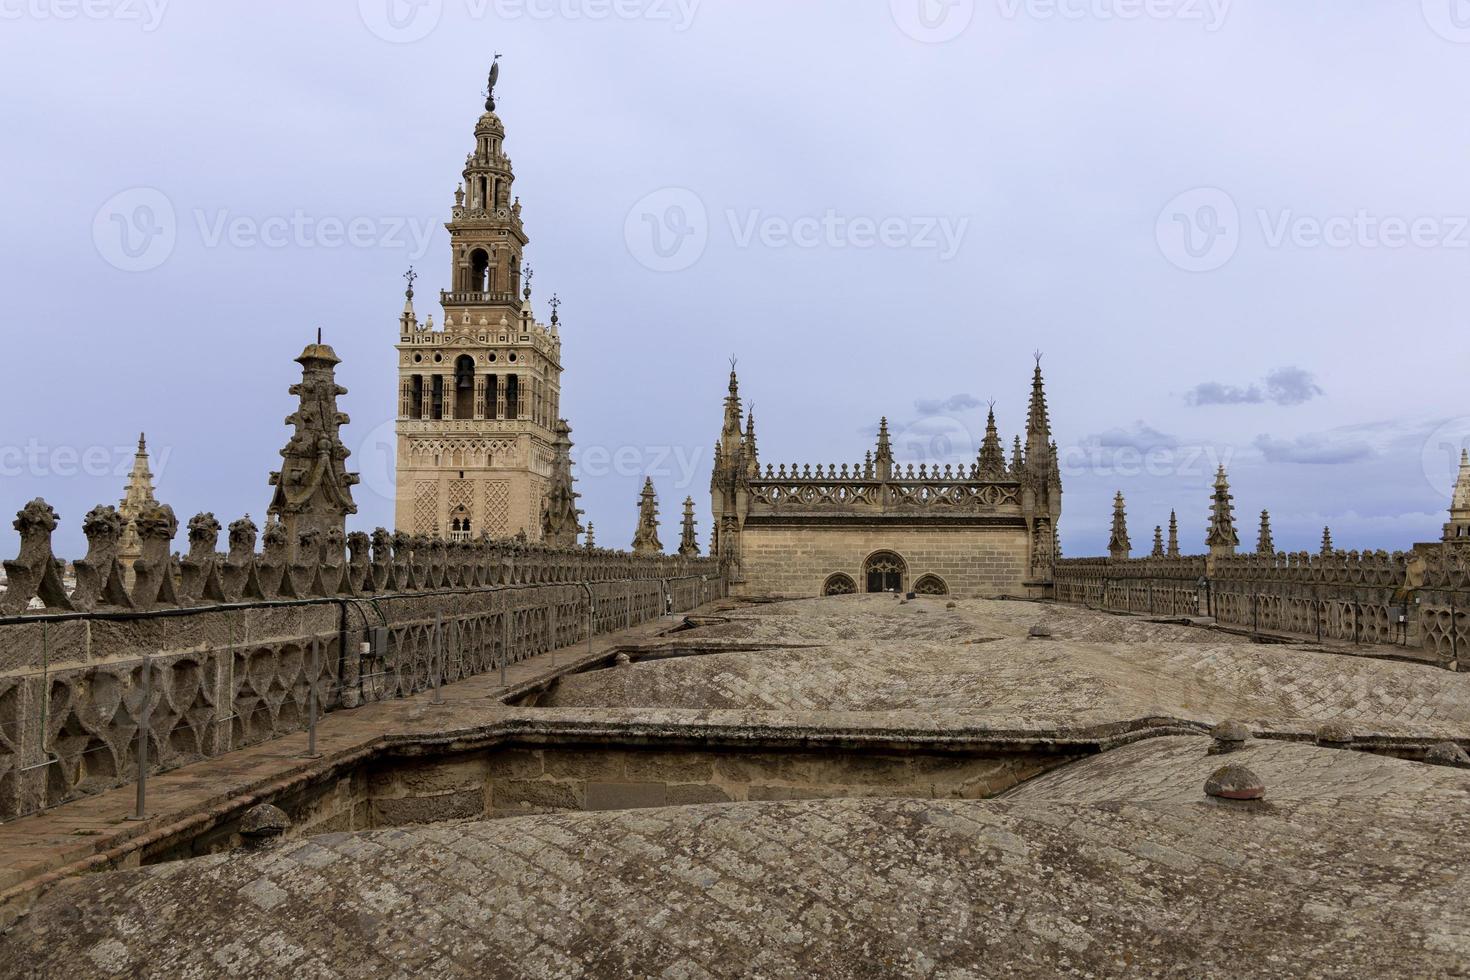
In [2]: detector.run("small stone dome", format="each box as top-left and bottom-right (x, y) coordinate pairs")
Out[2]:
(1208, 720), (1253, 754)
(239, 803), (290, 840)
(1315, 721), (1355, 746)
(1205, 764), (1265, 801)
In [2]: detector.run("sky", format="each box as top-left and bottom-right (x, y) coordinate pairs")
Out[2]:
(2, 0), (1470, 559)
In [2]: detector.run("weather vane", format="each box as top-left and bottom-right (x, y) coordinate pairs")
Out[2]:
(485, 53), (502, 112)
(404, 266), (417, 300)
(523, 264), (534, 300)
(549, 293), (561, 324)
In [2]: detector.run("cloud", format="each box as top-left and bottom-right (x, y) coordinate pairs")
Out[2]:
(1253, 433), (1375, 465)
(1085, 420), (1179, 451)
(1262, 367), (1324, 406)
(1186, 382), (1264, 406)
(913, 393), (983, 415)
(1185, 366), (1324, 407)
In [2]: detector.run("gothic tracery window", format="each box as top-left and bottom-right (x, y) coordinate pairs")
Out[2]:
(864, 551), (906, 593)
(823, 573), (857, 596)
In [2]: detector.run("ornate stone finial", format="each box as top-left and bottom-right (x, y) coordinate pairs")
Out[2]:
(977, 402), (1006, 479)
(541, 419), (583, 549)
(2, 499), (73, 613)
(1108, 492), (1130, 561)
(584, 522), (596, 550)
(1167, 510), (1180, 557)
(268, 342), (360, 560)
(1257, 510), (1275, 555)
(1206, 466), (1239, 558)
(1320, 526), (1335, 556)
(632, 478), (663, 555)
(678, 497), (700, 558)
(1152, 525), (1165, 558)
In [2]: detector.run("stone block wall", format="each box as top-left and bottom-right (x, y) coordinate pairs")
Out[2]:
(738, 524), (1031, 598)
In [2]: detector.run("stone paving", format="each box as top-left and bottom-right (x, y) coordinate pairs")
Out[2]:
(5, 737), (1469, 978)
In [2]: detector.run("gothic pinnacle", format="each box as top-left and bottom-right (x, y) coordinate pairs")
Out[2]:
(1321, 526), (1334, 555)
(1152, 525), (1165, 557)
(1108, 491), (1131, 561)
(1167, 510), (1180, 557)
(1258, 510), (1275, 555)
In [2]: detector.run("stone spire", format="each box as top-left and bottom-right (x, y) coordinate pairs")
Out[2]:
(117, 433), (160, 587)
(678, 497), (700, 558)
(268, 342), (360, 559)
(1206, 466), (1239, 560)
(1108, 492), (1131, 561)
(1445, 450), (1470, 542)
(540, 419), (583, 548)
(1167, 510), (1180, 557)
(977, 403), (1006, 479)
(1152, 525), (1165, 558)
(743, 408), (759, 478)
(1025, 356), (1052, 455)
(632, 478), (663, 556)
(1257, 510), (1275, 555)
(874, 418), (894, 481)
(584, 522), (595, 550)
(1011, 435), (1024, 475)
(1320, 526), (1334, 556)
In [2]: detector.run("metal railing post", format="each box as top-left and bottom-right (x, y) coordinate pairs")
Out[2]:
(432, 612), (445, 705)
(305, 638), (321, 758)
(128, 656), (152, 821)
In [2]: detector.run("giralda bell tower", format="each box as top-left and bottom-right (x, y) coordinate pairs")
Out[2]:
(393, 61), (570, 542)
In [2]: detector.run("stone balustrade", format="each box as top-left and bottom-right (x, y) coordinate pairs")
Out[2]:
(0, 497), (724, 823)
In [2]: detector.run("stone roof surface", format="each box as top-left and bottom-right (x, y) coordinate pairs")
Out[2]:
(7, 596), (1470, 977)
(541, 595), (1470, 732)
(5, 736), (1469, 978)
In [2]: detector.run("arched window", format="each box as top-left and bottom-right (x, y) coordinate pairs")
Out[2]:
(454, 355), (476, 420)
(469, 249), (491, 292)
(450, 510), (472, 543)
(913, 574), (949, 596)
(864, 551), (906, 593)
(822, 573), (857, 596)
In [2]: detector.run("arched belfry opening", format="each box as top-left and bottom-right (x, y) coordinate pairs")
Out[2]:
(454, 355), (476, 420)
(469, 248), (491, 293)
(864, 552), (906, 593)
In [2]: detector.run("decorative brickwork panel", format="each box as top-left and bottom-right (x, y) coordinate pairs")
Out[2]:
(484, 481), (511, 538)
(414, 481), (438, 534)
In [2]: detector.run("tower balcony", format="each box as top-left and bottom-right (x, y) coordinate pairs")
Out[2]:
(441, 289), (519, 306)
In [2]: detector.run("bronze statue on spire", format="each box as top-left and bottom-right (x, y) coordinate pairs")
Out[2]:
(486, 54), (502, 112)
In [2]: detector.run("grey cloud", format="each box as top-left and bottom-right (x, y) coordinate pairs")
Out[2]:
(914, 393), (983, 415)
(1263, 367), (1325, 407)
(1253, 433), (1375, 465)
(1085, 421), (1179, 452)
(1186, 367), (1324, 408)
